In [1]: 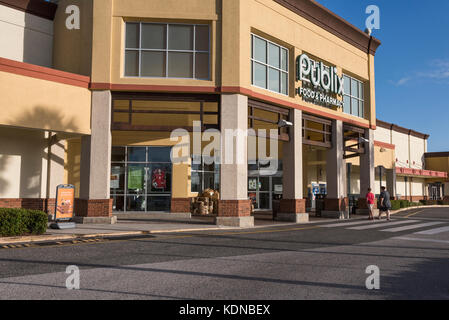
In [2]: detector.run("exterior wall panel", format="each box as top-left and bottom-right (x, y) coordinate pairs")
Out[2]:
(0, 4), (53, 67)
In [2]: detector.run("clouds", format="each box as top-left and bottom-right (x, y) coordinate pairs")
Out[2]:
(390, 59), (449, 86)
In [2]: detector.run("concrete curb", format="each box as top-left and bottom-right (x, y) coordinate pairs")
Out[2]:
(2, 206), (447, 245)
(0, 227), (236, 245)
(390, 205), (449, 215)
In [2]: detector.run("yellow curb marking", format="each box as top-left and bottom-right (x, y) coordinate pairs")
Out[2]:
(2, 225), (321, 249)
(404, 210), (424, 218)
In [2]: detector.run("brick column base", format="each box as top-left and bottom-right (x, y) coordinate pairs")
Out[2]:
(170, 198), (192, 213)
(0, 198), (56, 214)
(357, 198), (377, 209)
(276, 199), (308, 223)
(218, 200), (251, 217)
(216, 200), (253, 227)
(324, 198), (348, 211)
(75, 199), (112, 217)
(279, 199), (306, 213)
(322, 198), (349, 219)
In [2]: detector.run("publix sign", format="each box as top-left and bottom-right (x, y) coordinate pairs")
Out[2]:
(296, 54), (344, 108)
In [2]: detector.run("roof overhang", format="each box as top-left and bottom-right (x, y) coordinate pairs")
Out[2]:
(274, 0), (381, 55)
(396, 167), (448, 179)
(0, 0), (57, 21)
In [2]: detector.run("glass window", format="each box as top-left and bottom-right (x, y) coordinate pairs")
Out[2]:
(342, 74), (365, 118)
(141, 24), (166, 49)
(253, 37), (267, 63)
(254, 62), (267, 88)
(195, 25), (209, 51)
(268, 43), (280, 69)
(268, 68), (280, 92)
(126, 23), (140, 48)
(124, 51), (139, 76)
(125, 23), (209, 79)
(168, 52), (193, 78)
(191, 156), (220, 193)
(111, 146), (173, 213)
(195, 52), (209, 79)
(168, 25), (193, 50)
(141, 51), (166, 77)
(111, 147), (126, 162)
(128, 147), (146, 162)
(281, 49), (288, 72)
(251, 34), (288, 95)
(148, 147), (172, 163)
(343, 95), (351, 114)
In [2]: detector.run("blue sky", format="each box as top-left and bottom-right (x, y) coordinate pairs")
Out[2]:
(316, 0), (449, 152)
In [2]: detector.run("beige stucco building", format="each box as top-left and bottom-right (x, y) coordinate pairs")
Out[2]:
(0, 0), (447, 226)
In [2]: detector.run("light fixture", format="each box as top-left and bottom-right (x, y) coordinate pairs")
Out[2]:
(358, 137), (369, 144)
(278, 119), (293, 127)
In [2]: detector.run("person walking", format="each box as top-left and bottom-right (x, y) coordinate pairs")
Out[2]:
(379, 186), (391, 221)
(366, 188), (375, 220)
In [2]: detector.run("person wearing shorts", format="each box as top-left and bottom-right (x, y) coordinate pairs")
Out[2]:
(379, 186), (392, 221)
(366, 188), (375, 220)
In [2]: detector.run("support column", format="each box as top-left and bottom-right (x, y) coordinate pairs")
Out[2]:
(76, 91), (115, 224)
(277, 109), (308, 223)
(386, 168), (397, 200)
(357, 128), (375, 214)
(323, 120), (348, 219)
(444, 182), (449, 201)
(216, 94), (253, 227)
(45, 133), (66, 217)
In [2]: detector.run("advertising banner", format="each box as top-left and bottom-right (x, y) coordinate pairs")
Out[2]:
(55, 184), (75, 221)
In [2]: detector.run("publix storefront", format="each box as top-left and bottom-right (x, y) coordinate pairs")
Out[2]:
(0, 0), (383, 227)
(65, 0), (381, 226)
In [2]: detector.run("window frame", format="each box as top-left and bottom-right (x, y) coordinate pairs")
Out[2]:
(124, 22), (211, 80)
(251, 34), (289, 96)
(190, 156), (220, 193)
(342, 74), (365, 118)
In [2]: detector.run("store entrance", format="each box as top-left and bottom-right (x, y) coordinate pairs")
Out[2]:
(248, 162), (283, 211)
(428, 183), (441, 200)
(111, 146), (172, 212)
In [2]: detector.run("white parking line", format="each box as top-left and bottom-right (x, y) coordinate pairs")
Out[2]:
(321, 220), (384, 228)
(381, 221), (445, 232)
(394, 237), (449, 244)
(414, 225), (449, 235)
(348, 219), (418, 230)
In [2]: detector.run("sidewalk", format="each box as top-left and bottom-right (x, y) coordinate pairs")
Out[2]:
(0, 212), (337, 245)
(5, 207), (432, 246)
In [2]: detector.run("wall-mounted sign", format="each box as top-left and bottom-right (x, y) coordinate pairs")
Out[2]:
(296, 53), (345, 108)
(274, 184), (283, 193)
(55, 184), (75, 221)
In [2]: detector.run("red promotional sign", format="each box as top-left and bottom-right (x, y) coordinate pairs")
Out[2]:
(152, 168), (166, 189)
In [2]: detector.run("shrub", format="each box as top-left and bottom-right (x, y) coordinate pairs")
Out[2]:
(409, 202), (421, 207)
(399, 200), (410, 208)
(0, 208), (48, 237)
(419, 200), (440, 206)
(391, 200), (401, 210)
